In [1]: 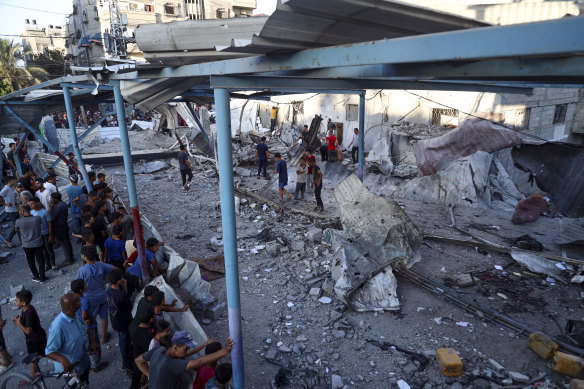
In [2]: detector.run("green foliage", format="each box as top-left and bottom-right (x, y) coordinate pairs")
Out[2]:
(0, 38), (50, 96)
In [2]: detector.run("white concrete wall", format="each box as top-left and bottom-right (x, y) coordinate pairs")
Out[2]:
(228, 87), (583, 151)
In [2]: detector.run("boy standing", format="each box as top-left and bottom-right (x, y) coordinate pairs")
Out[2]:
(294, 158), (307, 201)
(273, 153), (291, 203)
(13, 289), (47, 377)
(76, 245), (114, 344)
(15, 204), (47, 283)
(0, 306), (12, 376)
(104, 225), (128, 269)
(205, 364), (233, 389)
(178, 145), (193, 191)
(308, 159), (324, 212)
(256, 137), (269, 179)
(106, 269), (133, 375)
(30, 197), (55, 271)
(71, 279), (107, 373)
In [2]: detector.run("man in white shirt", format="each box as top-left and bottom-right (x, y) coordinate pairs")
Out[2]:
(43, 173), (58, 195)
(0, 177), (19, 246)
(35, 178), (52, 210)
(348, 128), (360, 164)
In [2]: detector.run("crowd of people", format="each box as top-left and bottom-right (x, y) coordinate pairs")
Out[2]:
(0, 170), (234, 388)
(50, 107), (156, 129)
(255, 118), (360, 213)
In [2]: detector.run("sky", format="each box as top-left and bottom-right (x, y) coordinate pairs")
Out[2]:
(0, 0), (277, 39)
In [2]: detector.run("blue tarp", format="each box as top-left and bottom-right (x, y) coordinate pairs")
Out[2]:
(77, 36), (90, 47)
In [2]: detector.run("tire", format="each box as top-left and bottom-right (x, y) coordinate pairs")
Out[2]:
(1, 371), (43, 389)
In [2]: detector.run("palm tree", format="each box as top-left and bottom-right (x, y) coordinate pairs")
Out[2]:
(0, 38), (49, 95)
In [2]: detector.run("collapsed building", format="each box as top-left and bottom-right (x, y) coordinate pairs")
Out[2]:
(0, 0), (583, 388)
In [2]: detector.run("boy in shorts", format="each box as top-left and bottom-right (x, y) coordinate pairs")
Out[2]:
(13, 289), (46, 377)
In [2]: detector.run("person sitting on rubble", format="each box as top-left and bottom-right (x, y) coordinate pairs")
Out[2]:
(256, 136), (270, 180)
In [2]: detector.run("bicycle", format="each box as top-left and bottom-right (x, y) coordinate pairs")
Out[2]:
(0, 353), (89, 389)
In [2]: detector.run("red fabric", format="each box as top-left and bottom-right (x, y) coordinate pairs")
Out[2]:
(326, 135), (337, 150)
(512, 195), (548, 225)
(193, 365), (215, 389)
(306, 155), (316, 173)
(127, 251), (138, 264)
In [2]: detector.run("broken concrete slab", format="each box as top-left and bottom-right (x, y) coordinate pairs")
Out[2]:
(489, 156), (524, 207)
(134, 160), (170, 174)
(333, 174), (423, 267)
(307, 227), (323, 241)
(233, 167), (252, 177)
(414, 118), (523, 176)
(443, 273), (475, 288)
(394, 151), (493, 209)
(366, 129), (393, 175)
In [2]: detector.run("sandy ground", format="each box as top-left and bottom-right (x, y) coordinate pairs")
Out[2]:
(102, 149), (584, 389)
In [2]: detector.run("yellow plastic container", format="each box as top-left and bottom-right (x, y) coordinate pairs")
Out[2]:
(553, 352), (584, 377)
(436, 348), (463, 377)
(528, 332), (559, 359)
(569, 379), (584, 389)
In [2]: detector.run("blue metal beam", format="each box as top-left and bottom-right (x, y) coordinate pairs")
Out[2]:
(60, 83), (114, 90)
(210, 76), (533, 94)
(214, 88), (244, 389)
(258, 56), (584, 81)
(63, 86), (93, 193)
(114, 17), (584, 80)
(0, 75), (88, 101)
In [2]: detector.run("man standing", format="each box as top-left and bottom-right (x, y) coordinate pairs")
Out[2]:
(135, 338), (234, 389)
(178, 145), (193, 191)
(348, 128), (360, 164)
(270, 106), (278, 132)
(256, 137), (269, 180)
(44, 173), (58, 195)
(327, 118), (337, 134)
(273, 153), (291, 203)
(34, 178), (51, 211)
(67, 152), (78, 176)
(66, 174), (84, 235)
(106, 269), (133, 375)
(324, 130), (337, 162)
(50, 192), (74, 266)
(45, 293), (95, 386)
(0, 177), (19, 246)
(6, 143), (18, 178)
(304, 150), (316, 192)
(31, 197), (55, 271)
(308, 159), (324, 212)
(15, 204), (47, 283)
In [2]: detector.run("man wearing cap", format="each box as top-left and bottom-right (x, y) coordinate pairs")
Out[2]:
(65, 174), (84, 235)
(49, 192), (74, 266)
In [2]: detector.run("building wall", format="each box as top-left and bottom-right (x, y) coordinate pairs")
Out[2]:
(185, 0), (256, 20)
(21, 25), (67, 54)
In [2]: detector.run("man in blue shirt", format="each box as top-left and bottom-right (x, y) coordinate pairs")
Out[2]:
(255, 137), (269, 179)
(65, 174), (84, 235)
(45, 293), (96, 385)
(75, 245), (114, 344)
(273, 153), (291, 203)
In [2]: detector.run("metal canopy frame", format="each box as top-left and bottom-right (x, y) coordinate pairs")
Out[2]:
(0, 15), (583, 389)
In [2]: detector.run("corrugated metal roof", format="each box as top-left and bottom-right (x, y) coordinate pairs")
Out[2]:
(135, 0), (488, 67)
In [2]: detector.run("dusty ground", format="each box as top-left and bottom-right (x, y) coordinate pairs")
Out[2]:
(103, 146), (584, 389)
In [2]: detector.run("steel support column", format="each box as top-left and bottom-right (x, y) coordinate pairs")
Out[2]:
(3, 106), (79, 174)
(112, 83), (149, 286)
(63, 86), (92, 193)
(186, 103), (213, 151)
(214, 88), (244, 389)
(358, 92), (365, 182)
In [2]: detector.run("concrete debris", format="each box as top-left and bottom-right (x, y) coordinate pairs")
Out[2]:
(233, 167), (252, 177)
(306, 227), (323, 242)
(510, 251), (566, 283)
(512, 195), (549, 225)
(334, 174), (423, 266)
(331, 374), (343, 389)
(366, 129), (393, 174)
(134, 160), (171, 174)
(395, 151), (495, 209)
(392, 164), (418, 178)
(397, 379), (411, 389)
(489, 156), (525, 207)
(556, 218), (584, 245)
(488, 358), (505, 372)
(309, 288), (321, 297)
(290, 238), (305, 251)
(508, 371), (529, 383)
(414, 118), (523, 176)
(443, 273), (475, 287)
(318, 296), (332, 304)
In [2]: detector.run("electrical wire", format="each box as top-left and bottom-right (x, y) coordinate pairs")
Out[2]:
(0, 34), (67, 39)
(0, 2), (69, 15)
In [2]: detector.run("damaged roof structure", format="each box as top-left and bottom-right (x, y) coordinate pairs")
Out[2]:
(1, 1), (584, 387)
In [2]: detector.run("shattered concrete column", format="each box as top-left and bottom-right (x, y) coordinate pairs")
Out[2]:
(358, 91), (365, 181)
(112, 81), (149, 286)
(62, 86), (93, 193)
(214, 87), (244, 389)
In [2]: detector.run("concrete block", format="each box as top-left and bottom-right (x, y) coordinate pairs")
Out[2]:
(177, 260), (197, 287)
(307, 228), (323, 242)
(508, 372), (529, 383)
(279, 246), (289, 254)
(331, 375), (343, 389)
(181, 262), (203, 294)
(166, 252), (186, 285)
(290, 238), (305, 251)
(309, 287), (321, 297)
(266, 349), (277, 360)
(205, 302), (226, 321)
(266, 240), (280, 256)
